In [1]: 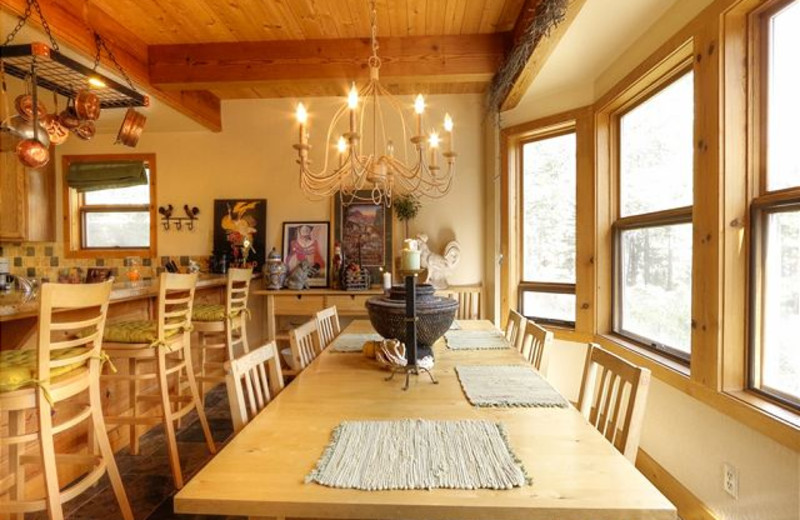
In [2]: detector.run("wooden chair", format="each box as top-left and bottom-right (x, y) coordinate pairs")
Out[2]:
(504, 309), (525, 353)
(288, 319), (322, 371)
(0, 281), (133, 520)
(519, 319), (554, 375)
(102, 273), (215, 489)
(440, 285), (483, 320)
(315, 306), (341, 349)
(577, 344), (651, 463)
(224, 341), (285, 433)
(192, 268), (253, 405)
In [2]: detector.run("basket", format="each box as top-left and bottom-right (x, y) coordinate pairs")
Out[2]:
(342, 269), (371, 291)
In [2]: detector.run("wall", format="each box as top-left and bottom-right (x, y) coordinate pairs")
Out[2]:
(52, 94), (486, 285)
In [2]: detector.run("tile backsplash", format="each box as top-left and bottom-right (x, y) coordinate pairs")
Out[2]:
(0, 242), (210, 283)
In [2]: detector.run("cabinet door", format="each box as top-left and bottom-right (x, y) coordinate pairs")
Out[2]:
(0, 151), (26, 240)
(0, 151), (55, 242)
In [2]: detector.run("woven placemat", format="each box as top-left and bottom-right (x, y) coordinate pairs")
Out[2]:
(455, 365), (569, 408)
(445, 329), (510, 350)
(306, 419), (530, 490)
(330, 333), (384, 353)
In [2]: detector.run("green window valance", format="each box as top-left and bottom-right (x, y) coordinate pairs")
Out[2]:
(67, 160), (147, 193)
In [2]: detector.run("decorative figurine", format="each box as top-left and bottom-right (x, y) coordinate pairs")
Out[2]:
(286, 260), (319, 290)
(417, 233), (461, 290)
(264, 247), (288, 290)
(331, 242), (343, 290)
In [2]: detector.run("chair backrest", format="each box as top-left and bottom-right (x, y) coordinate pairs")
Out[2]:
(520, 319), (553, 375)
(158, 272), (197, 342)
(504, 309), (525, 353)
(315, 306), (341, 349)
(225, 341), (284, 433)
(36, 280), (113, 385)
(441, 285), (483, 320)
(225, 268), (252, 319)
(288, 319), (321, 370)
(577, 344), (651, 462)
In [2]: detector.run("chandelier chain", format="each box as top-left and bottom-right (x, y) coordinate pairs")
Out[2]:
(92, 32), (138, 93)
(2, 0), (60, 51)
(368, 0), (381, 70)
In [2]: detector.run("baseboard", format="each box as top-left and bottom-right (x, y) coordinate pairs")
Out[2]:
(636, 449), (719, 520)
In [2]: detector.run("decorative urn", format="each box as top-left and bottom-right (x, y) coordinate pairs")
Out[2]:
(365, 283), (457, 358)
(264, 247), (287, 290)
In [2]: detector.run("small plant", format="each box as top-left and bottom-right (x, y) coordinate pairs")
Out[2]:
(394, 194), (421, 238)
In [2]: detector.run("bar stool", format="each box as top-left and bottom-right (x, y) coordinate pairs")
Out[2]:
(101, 272), (215, 489)
(0, 281), (133, 520)
(191, 268), (253, 405)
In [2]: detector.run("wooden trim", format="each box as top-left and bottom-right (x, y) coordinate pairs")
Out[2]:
(636, 449), (718, 520)
(62, 154), (158, 259)
(613, 206), (693, 230)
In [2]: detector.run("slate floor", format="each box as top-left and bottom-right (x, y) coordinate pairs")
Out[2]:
(31, 386), (241, 520)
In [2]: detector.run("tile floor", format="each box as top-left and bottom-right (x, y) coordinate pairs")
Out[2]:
(31, 386), (240, 520)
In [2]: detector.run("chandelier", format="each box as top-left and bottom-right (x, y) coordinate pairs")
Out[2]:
(292, 0), (456, 207)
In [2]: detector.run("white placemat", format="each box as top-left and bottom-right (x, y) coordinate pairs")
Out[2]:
(455, 365), (569, 408)
(330, 333), (384, 352)
(306, 419), (530, 490)
(449, 320), (462, 330)
(445, 329), (510, 350)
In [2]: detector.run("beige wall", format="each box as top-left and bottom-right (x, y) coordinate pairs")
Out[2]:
(498, 0), (800, 518)
(56, 94), (486, 285)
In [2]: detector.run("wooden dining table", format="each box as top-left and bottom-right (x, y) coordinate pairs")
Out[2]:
(174, 320), (676, 520)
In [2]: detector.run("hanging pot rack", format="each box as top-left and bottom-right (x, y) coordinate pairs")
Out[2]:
(0, 42), (149, 109)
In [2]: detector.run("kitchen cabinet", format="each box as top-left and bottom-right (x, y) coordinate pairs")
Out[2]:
(0, 150), (55, 242)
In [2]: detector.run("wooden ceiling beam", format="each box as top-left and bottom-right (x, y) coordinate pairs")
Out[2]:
(148, 33), (510, 91)
(0, 0), (222, 131)
(497, 0), (587, 111)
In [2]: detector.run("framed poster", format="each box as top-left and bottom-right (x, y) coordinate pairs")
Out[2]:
(281, 221), (330, 287)
(332, 191), (393, 282)
(213, 199), (267, 271)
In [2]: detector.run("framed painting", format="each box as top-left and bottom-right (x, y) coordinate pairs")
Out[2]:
(332, 191), (393, 282)
(281, 221), (330, 287)
(213, 199), (267, 271)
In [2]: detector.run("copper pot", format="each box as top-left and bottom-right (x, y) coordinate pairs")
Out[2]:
(73, 120), (96, 141)
(14, 94), (47, 122)
(16, 138), (50, 168)
(74, 90), (101, 121)
(115, 108), (146, 147)
(41, 113), (69, 145)
(59, 98), (80, 130)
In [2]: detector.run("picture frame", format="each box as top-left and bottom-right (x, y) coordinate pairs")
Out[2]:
(332, 191), (393, 283)
(213, 199), (267, 271)
(281, 221), (330, 288)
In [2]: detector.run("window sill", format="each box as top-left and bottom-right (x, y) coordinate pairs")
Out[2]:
(63, 247), (154, 260)
(725, 390), (800, 432)
(597, 333), (691, 379)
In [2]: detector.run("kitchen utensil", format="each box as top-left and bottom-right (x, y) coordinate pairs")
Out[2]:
(14, 77), (47, 122)
(73, 120), (96, 140)
(41, 92), (69, 145)
(16, 138), (50, 168)
(3, 115), (50, 147)
(74, 89), (101, 120)
(115, 107), (146, 147)
(58, 98), (80, 129)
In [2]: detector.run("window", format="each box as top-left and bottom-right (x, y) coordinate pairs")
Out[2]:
(750, 0), (800, 407)
(519, 130), (576, 326)
(613, 69), (694, 362)
(63, 155), (157, 258)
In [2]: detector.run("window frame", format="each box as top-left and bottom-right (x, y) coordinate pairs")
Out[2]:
(62, 154), (158, 259)
(610, 64), (696, 365)
(747, 0), (800, 410)
(517, 124), (578, 328)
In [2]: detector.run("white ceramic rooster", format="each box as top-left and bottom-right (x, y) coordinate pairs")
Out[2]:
(417, 233), (461, 289)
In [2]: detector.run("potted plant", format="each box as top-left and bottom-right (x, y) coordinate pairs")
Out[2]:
(394, 194), (421, 239)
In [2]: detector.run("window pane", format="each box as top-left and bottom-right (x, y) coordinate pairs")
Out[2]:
(761, 209), (800, 400)
(83, 170), (150, 205)
(521, 291), (576, 323)
(767, 2), (800, 191)
(620, 72), (694, 216)
(522, 133), (576, 283)
(619, 223), (692, 354)
(84, 212), (150, 248)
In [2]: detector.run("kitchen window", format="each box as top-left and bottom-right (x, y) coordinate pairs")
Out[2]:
(63, 154), (157, 258)
(519, 129), (576, 327)
(750, 0), (800, 407)
(613, 69), (694, 362)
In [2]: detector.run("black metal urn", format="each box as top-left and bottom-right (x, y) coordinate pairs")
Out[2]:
(366, 283), (457, 358)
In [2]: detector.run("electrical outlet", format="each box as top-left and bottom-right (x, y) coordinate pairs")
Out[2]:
(723, 463), (738, 499)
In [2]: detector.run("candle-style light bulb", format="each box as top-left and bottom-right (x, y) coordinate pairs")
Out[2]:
(444, 113), (453, 132)
(337, 136), (348, 154)
(414, 94), (425, 114)
(428, 132), (440, 148)
(347, 83), (359, 109)
(296, 102), (308, 124)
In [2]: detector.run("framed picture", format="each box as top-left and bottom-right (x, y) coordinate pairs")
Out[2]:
(213, 199), (267, 271)
(332, 191), (393, 282)
(281, 221), (330, 287)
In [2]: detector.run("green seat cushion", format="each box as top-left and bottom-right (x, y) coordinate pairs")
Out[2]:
(192, 304), (243, 322)
(103, 320), (181, 344)
(0, 347), (88, 393)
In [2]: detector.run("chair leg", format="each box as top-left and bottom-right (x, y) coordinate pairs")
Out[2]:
(36, 391), (64, 520)
(156, 347), (184, 489)
(8, 410), (25, 520)
(183, 339), (217, 455)
(89, 370), (134, 520)
(199, 331), (208, 408)
(128, 359), (140, 455)
(240, 318), (251, 355)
